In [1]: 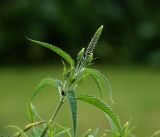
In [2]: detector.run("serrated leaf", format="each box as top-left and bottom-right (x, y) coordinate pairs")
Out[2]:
(67, 90), (77, 137)
(84, 68), (113, 102)
(31, 77), (61, 101)
(27, 38), (74, 67)
(77, 93), (121, 134)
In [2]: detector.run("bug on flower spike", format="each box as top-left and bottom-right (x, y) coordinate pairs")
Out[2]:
(61, 90), (66, 96)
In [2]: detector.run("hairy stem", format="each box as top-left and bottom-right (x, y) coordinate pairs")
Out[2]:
(50, 96), (65, 124)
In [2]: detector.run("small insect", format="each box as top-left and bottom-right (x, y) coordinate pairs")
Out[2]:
(61, 90), (66, 96)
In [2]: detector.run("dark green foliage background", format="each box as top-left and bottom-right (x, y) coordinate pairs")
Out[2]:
(0, 0), (160, 66)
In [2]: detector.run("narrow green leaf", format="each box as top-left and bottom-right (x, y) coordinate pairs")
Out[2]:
(62, 60), (67, 80)
(121, 121), (135, 137)
(84, 68), (113, 102)
(77, 93), (121, 134)
(27, 38), (74, 67)
(54, 123), (71, 137)
(105, 114), (118, 134)
(4, 125), (28, 137)
(151, 130), (160, 137)
(67, 90), (77, 137)
(31, 127), (43, 137)
(54, 128), (71, 137)
(82, 129), (92, 137)
(28, 103), (41, 122)
(31, 77), (61, 101)
(100, 72), (113, 102)
(48, 123), (54, 137)
(93, 127), (100, 137)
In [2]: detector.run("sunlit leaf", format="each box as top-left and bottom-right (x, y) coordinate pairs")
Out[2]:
(77, 93), (121, 134)
(27, 38), (74, 67)
(84, 68), (113, 101)
(28, 102), (41, 122)
(105, 114), (120, 137)
(31, 77), (61, 101)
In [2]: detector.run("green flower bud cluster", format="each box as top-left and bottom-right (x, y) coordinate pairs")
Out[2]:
(86, 53), (93, 64)
(85, 25), (103, 59)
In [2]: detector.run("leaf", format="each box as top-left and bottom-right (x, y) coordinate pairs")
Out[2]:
(31, 77), (61, 101)
(84, 68), (113, 102)
(62, 60), (67, 80)
(4, 125), (28, 137)
(82, 129), (92, 137)
(121, 120), (136, 137)
(93, 127), (100, 137)
(77, 93), (122, 134)
(151, 130), (160, 137)
(27, 38), (74, 67)
(48, 123), (54, 137)
(54, 128), (71, 137)
(105, 114), (119, 135)
(54, 123), (71, 137)
(31, 127), (43, 137)
(67, 90), (77, 137)
(28, 102), (41, 122)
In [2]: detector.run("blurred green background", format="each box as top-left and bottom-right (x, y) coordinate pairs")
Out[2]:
(0, 0), (160, 136)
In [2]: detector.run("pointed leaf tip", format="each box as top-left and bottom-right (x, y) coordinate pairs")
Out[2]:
(99, 25), (103, 30)
(27, 38), (74, 67)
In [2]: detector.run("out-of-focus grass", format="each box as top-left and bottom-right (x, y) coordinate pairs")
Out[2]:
(0, 65), (160, 136)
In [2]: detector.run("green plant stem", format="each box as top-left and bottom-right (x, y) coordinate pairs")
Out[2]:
(40, 96), (65, 137)
(50, 96), (65, 124)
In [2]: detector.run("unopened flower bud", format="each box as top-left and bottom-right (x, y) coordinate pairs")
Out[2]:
(77, 48), (85, 61)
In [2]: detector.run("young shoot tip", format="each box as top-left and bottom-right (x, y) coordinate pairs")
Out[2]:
(99, 25), (103, 30)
